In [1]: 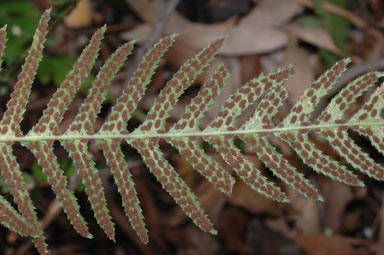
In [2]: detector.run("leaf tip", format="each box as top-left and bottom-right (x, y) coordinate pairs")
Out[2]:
(209, 228), (218, 235)
(168, 32), (179, 41)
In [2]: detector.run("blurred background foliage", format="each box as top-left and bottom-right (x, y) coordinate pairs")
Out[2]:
(0, 0), (83, 93)
(300, 0), (351, 67)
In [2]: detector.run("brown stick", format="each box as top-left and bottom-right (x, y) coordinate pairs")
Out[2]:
(123, 0), (180, 88)
(16, 172), (82, 255)
(378, 196), (384, 255)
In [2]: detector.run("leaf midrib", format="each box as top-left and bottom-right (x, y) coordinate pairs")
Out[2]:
(1, 120), (383, 142)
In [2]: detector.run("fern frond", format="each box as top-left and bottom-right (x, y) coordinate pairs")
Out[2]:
(97, 34), (177, 243)
(0, 9), (51, 254)
(168, 64), (235, 195)
(63, 41), (135, 241)
(348, 81), (384, 175)
(130, 36), (226, 235)
(204, 66), (296, 202)
(243, 85), (323, 200)
(2, 11), (384, 255)
(318, 72), (384, 180)
(0, 195), (36, 237)
(278, 59), (363, 187)
(24, 25), (106, 239)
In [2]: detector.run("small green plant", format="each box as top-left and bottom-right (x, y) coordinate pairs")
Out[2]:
(0, 9), (384, 255)
(0, 1), (78, 89)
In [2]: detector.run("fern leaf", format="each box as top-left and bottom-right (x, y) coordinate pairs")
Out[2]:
(63, 41), (135, 241)
(318, 72), (384, 180)
(278, 59), (363, 187)
(0, 195), (36, 237)
(96, 34), (176, 243)
(243, 85), (323, 200)
(129, 36), (226, 235)
(2, 11), (384, 255)
(350, 82), (384, 165)
(24, 24), (106, 239)
(168, 64), (235, 195)
(100, 34), (177, 132)
(132, 139), (217, 234)
(99, 139), (149, 242)
(203, 66), (297, 202)
(0, 10), (51, 254)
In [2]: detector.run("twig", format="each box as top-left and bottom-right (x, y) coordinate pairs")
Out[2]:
(16, 173), (82, 255)
(336, 58), (384, 87)
(378, 196), (384, 255)
(123, 0), (180, 89)
(99, 167), (153, 255)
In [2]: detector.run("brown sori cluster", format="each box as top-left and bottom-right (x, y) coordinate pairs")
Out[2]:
(280, 132), (361, 186)
(168, 137), (235, 194)
(359, 92), (381, 121)
(139, 36), (225, 133)
(349, 81), (384, 155)
(287, 59), (348, 125)
(0, 10), (51, 255)
(321, 129), (384, 179)
(0, 197), (35, 237)
(32, 26), (105, 135)
(102, 35), (176, 134)
(247, 135), (321, 200)
(174, 64), (228, 131)
(69, 42), (134, 135)
(358, 127), (384, 152)
(64, 141), (115, 240)
(26, 141), (92, 238)
(243, 85), (321, 200)
(59, 42), (136, 241)
(209, 65), (295, 130)
(208, 136), (288, 202)
(166, 65), (235, 194)
(0, 10), (50, 136)
(131, 139), (216, 234)
(0, 145), (41, 235)
(97, 140), (148, 243)
(0, 145), (25, 190)
(353, 81), (384, 142)
(318, 72), (379, 123)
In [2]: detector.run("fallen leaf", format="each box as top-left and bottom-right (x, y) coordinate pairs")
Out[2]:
(218, 207), (253, 254)
(285, 23), (343, 55)
(286, 184), (321, 234)
(319, 180), (353, 233)
(229, 178), (280, 215)
(283, 36), (316, 103)
(64, 0), (93, 28)
(294, 233), (371, 255)
(247, 218), (302, 255)
(123, 0), (303, 55)
(167, 180), (226, 227)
